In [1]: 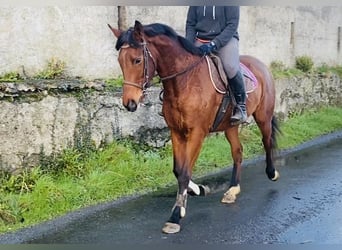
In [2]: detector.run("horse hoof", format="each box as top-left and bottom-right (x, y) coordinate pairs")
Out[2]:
(162, 222), (181, 234)
(221, 185), (240, 204)
(199, 184), (210, 196)
(271, 170), (280, 181)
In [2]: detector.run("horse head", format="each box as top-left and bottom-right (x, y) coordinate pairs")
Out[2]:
(108, 21), (156, 112)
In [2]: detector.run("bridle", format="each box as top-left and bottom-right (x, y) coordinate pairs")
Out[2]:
(120, 41), (156, 95)
(120, 40), (205, 93)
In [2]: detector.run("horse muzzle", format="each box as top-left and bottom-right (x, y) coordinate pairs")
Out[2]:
(124, 99), (138, 112)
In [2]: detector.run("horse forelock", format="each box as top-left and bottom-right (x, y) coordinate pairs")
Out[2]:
(115, 28), (140, 51)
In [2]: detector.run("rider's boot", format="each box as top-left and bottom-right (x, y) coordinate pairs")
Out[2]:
(229, 71), (247, 125)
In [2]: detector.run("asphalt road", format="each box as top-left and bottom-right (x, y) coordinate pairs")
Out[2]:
(1, 131), (342, 244)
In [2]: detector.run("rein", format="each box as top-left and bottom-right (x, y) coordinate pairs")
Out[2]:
(160, 55), (205, 81)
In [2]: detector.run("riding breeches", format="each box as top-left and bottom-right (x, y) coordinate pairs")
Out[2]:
(195, 37), (240, 79)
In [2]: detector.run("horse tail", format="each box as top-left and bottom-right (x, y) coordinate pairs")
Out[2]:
(271, 116), (281, 149)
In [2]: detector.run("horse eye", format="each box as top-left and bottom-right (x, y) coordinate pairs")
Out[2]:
(134, 57), (142, 65)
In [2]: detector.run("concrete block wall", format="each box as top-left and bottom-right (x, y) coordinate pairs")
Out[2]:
(0, 6), (341, 79)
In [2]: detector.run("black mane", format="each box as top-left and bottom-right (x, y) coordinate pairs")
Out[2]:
(115, 23), (202, 56)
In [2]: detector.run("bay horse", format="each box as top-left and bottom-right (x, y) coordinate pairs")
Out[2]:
(108, 20), (280, 234)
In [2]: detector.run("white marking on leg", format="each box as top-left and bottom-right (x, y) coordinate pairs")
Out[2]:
(172, 190), (188, 217)
(180, 190), (187, 217)
(180, 206), (186, 217)
(188, 180), (200, 195)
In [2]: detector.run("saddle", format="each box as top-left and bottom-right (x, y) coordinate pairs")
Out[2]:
(206, 54), (258, 94)
(207, 54), (258, 131)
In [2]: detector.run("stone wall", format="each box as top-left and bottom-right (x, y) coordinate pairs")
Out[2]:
(0, 74), (341, 171)
(0, 80), (167, 170)
(275, 74), (342, 120)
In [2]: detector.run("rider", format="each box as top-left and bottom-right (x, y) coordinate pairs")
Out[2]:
(185, 6), (247, 125)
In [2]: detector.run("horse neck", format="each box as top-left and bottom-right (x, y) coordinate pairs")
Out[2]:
(150, 37), (199, 82)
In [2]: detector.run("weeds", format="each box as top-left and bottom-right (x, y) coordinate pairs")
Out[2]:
(270, 59), (341, 79)
(0, 168), (41, 194)
(0, 58), (66, 82)
(0, 197), (26, 225)
(270, 60), (303, 79)
(40, 149), (90, 178)
(0, 72), (22, 82)
(295, 55), (314, 72)
(331, 65), (342, 78)
(34, 58), (66, 79)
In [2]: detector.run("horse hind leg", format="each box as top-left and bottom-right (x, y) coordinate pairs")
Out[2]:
(269, 116), (281, 181)
(255, 114), (280, 181)
(221, 127), (242, 204)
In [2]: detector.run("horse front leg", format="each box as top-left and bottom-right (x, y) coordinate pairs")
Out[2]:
(162, 129), (205, 234)
(221, 127), (242, 204)
(162, 165), (189, 234)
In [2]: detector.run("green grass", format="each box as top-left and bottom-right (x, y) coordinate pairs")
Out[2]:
(104, 76), (124, 88)
(269, 60), (304, 79)
(104, 75), (162, 89)
(1, 106), (342, 234)
(277, 107), (342, 148)
(315, 64), (342, 79)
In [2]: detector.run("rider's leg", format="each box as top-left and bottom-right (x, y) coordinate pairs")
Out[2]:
(218, 37), (247, 125)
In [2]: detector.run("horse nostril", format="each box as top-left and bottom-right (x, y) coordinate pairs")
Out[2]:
(126, 100), (137, 112)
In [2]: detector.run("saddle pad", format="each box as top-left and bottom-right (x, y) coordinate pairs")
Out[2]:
(240, 62), (258, 93)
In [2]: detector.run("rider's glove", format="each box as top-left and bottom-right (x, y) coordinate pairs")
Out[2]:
(199, 41), (217, 55)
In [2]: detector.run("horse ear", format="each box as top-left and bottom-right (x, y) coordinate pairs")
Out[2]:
(133, 20), (144, 42)
(107, 24), (122, 38)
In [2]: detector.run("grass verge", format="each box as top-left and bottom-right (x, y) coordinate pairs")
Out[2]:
(1, 106), (342, 234)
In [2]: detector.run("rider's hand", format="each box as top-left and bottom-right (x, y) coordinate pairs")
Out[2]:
(199, 41), (217, 55)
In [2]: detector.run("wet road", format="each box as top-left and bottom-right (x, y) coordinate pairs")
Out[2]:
(1, 132), (342, 244)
